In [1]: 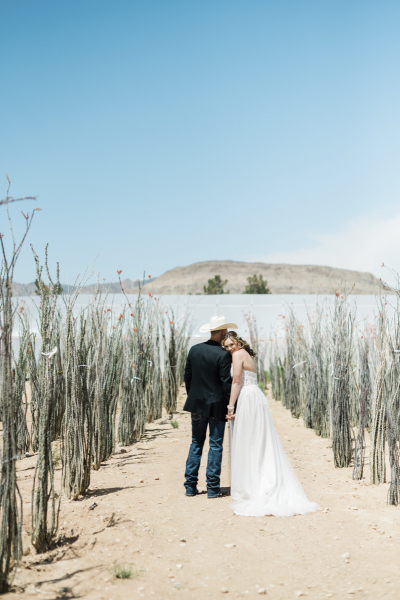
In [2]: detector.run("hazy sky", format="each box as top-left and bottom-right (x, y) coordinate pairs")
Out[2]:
(1, 1), (400, 285)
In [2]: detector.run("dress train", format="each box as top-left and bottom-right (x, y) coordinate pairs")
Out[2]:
(229, 370), (319, 517)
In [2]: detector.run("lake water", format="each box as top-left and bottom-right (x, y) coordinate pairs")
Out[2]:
(11, 293), (393, 357)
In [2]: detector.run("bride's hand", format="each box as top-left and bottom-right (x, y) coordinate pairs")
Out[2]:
(227, 406), (235, 420)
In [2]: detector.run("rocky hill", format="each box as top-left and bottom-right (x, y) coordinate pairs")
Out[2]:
(12, 261), (387, 296)
(147, 261), (386, 295)
(11, 278), (143, 297)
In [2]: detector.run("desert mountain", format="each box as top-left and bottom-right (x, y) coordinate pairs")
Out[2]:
(12, 262), (387, 296)
(11, 278), (143, 297)
(147, 260), (386, 295)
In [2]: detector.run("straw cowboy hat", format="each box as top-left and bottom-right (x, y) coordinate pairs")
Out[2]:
(199, 315), (238, 333)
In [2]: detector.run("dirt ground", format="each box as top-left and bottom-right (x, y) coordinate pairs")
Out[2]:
(7, 387), (400, 600)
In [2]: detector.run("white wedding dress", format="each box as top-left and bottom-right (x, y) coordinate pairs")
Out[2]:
(229, 369), (320, 517)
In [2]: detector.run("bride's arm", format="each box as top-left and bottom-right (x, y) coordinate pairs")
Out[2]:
(227, 352), (243, 419)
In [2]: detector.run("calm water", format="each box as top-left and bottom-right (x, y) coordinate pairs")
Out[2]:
(11, 293), (391, 358)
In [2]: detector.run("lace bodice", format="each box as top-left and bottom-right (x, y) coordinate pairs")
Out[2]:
(241, 369), (258, 387)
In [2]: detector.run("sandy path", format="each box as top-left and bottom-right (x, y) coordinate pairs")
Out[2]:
(7, 388), (400, 600)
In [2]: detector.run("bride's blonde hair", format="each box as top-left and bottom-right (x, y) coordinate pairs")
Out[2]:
(221, 331), (256, 357)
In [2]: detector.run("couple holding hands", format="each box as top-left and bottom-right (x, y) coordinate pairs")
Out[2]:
(183, 315), (319, 518)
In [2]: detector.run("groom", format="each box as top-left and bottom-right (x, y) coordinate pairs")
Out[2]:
(183, 315), (238, 498)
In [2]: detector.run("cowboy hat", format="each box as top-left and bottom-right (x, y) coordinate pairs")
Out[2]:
(199, 315), (238, 333)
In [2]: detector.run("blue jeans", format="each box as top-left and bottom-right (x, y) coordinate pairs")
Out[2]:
(184, 413), (226, 498)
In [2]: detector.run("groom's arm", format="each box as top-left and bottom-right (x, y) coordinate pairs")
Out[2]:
(219, 352), (232, 402)
(184, 349), (192, 394)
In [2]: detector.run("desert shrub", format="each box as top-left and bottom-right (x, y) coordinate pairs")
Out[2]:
(112, 562), (136, 579)
(243, 274), (271, 294)
(203, 275), (229, 294)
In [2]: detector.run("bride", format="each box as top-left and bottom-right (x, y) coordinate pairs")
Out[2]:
(222, 331), (319, 517)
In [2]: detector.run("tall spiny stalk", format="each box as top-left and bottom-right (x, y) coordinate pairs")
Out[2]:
(328, 293), (354, 468)
(353, 387), (367, 480)
(163, 311), (178, 415)
(244, 313), (268, 387)
(118, 295), (146, 445)
(30, 247), (61, 552)
(62, 303), (92, 500)
(12, 323), (30, 455)
(370, 304), (387, 484)
(304, 300), (329, 437)
(163, 309), (193, 415)
(284, 309), (305, 419)
(0, 181), (37, 589)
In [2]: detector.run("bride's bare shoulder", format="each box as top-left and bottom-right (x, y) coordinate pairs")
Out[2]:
(233, 349), (246, 361)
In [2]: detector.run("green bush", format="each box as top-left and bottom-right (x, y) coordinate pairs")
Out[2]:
(243, 274), (271, 294)
(112, 562), (135, 579)
(203, 275), (229, 295)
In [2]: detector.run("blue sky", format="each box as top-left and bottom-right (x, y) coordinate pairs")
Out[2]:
(1, 1), (400, 285)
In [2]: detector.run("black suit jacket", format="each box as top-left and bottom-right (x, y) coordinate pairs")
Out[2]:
(183, 340), (232, 421)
